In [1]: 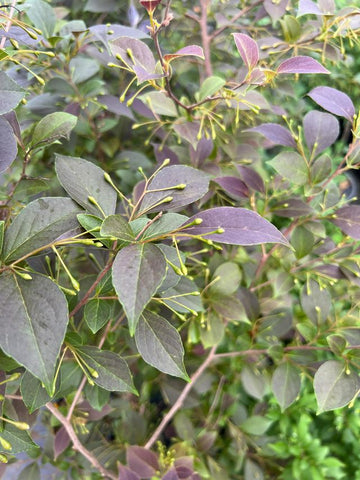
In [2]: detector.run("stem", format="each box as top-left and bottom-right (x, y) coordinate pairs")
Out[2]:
(0, 0), (17, 49)
(46, 403), (117, 480)
(199, 0), (212, 77)
(144, 345), (217, 449)
(214, 344), (333, 359)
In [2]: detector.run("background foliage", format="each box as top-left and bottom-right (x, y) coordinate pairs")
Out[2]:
(1, 0), (360, 479)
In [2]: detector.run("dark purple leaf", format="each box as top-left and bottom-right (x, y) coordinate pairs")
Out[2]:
(3, 111), (23, 147)
(247, 123), (296, 147)
(164, 45), (204, 64)
(308, 86), (355, 122)
(112, 244), (167, 335)
(0, 117), (17, 173)
(236, 165), (265, 193)
(313, 264), (346, 280)
(98, 95), (135, 119)
(162, 470), (179, 480)
(118, 464), (141, 480)
(277, 56), (330, 74)
(272, 198), (313, 218)
(303, 111), (339, 157)
(331, 205), (360, 239)
(189, 137), (213, 167)
(153, 144), (179, 166)
(54, 427), (71, 460)
(232, 33), (259, 70)
(180, 207), (289, 246)
(298, 0), (323, 16)
(214, 176), (249, 199)
(127, 446), (159, 478)
(264, 0), (289, 21)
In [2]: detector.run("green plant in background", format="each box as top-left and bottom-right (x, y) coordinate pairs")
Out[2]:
(1, 0), (360, 479)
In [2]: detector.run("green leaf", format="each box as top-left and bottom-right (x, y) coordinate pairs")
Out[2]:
(291, 225), (314, 259)
(160, 276), (204, 313)
(77, 213), (112, 248)
(135, 311), (189, 380)
(76, 346), (137, 393)
(140, 213), (189, 241)
(31, 112), (77, 148)
(0, 72), (25, 115)
(310, 154), (332, 184)
(300, 280), (331, 324)
(0, 273), (69, 393)
(83, 383), (110, 411)
(0, 423), (39, 455)
(55, 155), (117, 217)
(0, 221), (4, 256)
(157, 244), (184, 291)
(21, 371), (52, 414)
(17, 462), (41, 480)
(84, 298), (114, 333)
(240, 415), (273, 435)
(200, 313), (225, 348)
(24, 0), (56, 38)
(3, 197), (82, 263)
(112, 243), (167, 335)
(100, 214), (135, 242)
(140, 91), (177, 117)
(327, 334), (347, 355)
(271, 363), (301, 410)
(198, 76), (226, 101)
(210, 262), (242, 296)
(69, 56), (100, 84)
(0, 117), (18, 173)
(268, 152), (308, 185)
(314, 360), (359, 413)
(241, 365), (267, 400)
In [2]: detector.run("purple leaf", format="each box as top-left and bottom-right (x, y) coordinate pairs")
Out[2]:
(297, 0), (323, 16)
(277, 56), (330, 74)
(214, 176), (249, 199)
(331, 205), (360, 240)
(164, 45), (204, 64)
(180, 207), (289, 246)
(232, 33), (259, 70)
(118, 464), (141, 480)
(264, 0), (290, 21)
(0, 117), (17, 173)
(272, 198), (313, 218)
(236, 165), (265, 193)
(127, 446), (159, 478)
(303, 111), (339, 157)
(173, 122), (200, 146)
(318, 0), (335, 15)
(98, 95), (135, 119)
(308, 86), (355, 122)
(54, 427), (71, 460)
(247, 123), (296, 147)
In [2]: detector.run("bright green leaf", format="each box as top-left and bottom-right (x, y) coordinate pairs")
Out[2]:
(210, 261), (242, 296)
(198, 76), (226, 101)
(100, 214), (135, 241)
(271, 363), (301, 410)
(31, 112), (77, 148)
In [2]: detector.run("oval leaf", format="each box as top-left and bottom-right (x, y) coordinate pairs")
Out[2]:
(0, 72), (25, 115)
(100, 214), (135, 242)
(277, 56), (330, 74)
(307, 86), (355, 122)
(0, 273), (69, 393)
(3, 197), (82, 263)
(247, 123), (296, 147)
(138, 165), (210, 214)
(314, 360), (359, 413)
(135, 311), (189, 380)
(300, 279), (331, 324)
(331, 205), (360, 240)
(272, 363), (301, 410)
(199, 76), (226, 101)
(233, 33), (259, 70)
(181, 207), (289, 246)
(140, 91), (177, 117)
(303, 111), (339, 157)
(31, 112), (77, 147)
(268, 151), (308, 185)
(164, 45), (204, 63)
(55, 155), (117, 217)
(0, 117), (17, 173)
(112, 243), (167, 335)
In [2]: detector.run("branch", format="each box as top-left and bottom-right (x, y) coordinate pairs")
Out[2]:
(199, 0), (212, 77)
(46, 402), (118, 480)
(0, 0), (17, 49)
(144, 345), (217, 449)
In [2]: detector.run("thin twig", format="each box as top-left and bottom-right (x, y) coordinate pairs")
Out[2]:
(144, 345), (217, 449)
(46, 402), (118, 480)
(199, 0), (212, 77)
(0, 0), (17, 49)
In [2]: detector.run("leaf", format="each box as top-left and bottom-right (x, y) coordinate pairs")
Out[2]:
(139, 91), (178, 117)
(160, 277), (204, 313)
(135, 311), (189, 380)
(297, 0), (324, 16)
(300, 279), (331, 324)
(236, 165), (265, 193)
(24, 0), (56, 37)
(314, 360), (360, 413)
(140, 213), (189, 240)
(303, 111), (339, 157)
(330, 205), (360, 240)
(76, 346), (136, 393)
(264, 0), (289, 21)
(17, 462), (40, 480)
(310, 154), (332, 184)
(21, 371), (51, 414)
(272, 363), (301, 410)
(200, 313), (225, 348)
(31, 112), (77, 147)
(117, 465), (141, 480)
(277, 56), (330, 74)
(0, 72), (25, 115)
(291, 225), (314, 259)
(127, 446), (159, 478)
(244, 459), (264, 480)
(112, 243), (167, 335)
(233, 33), (259, 70)
(0, 273), (69, 393)
(0, 117), (17, 173)
(240, 416), (273, 435)
(100, 214), (135, 241)
(163, 45), (205, 63)
(54, 426), (71, 460)
(181, 207), (289, 246)
(308, 86), (355, 122)
(214, 176), (249, 199)
(247, 123), (296, 147)
(3, 197), (82, 263)
(198, 76), (226, 101)
(272, 198), (313, 218)
(268, 151), (308, 185)
(138, 165), (210, 214)
(157, 244), (184, 291)
(69, 56), (100, 84)
(55, 155), (117, 217)
(84, 298), (114, 333)
(173, 121), (200, 146)
(210, 262), (242, 296)
(0, 423), (39, 455)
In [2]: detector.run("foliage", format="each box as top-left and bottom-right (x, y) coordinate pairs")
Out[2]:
(0, 0), (360, 478)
